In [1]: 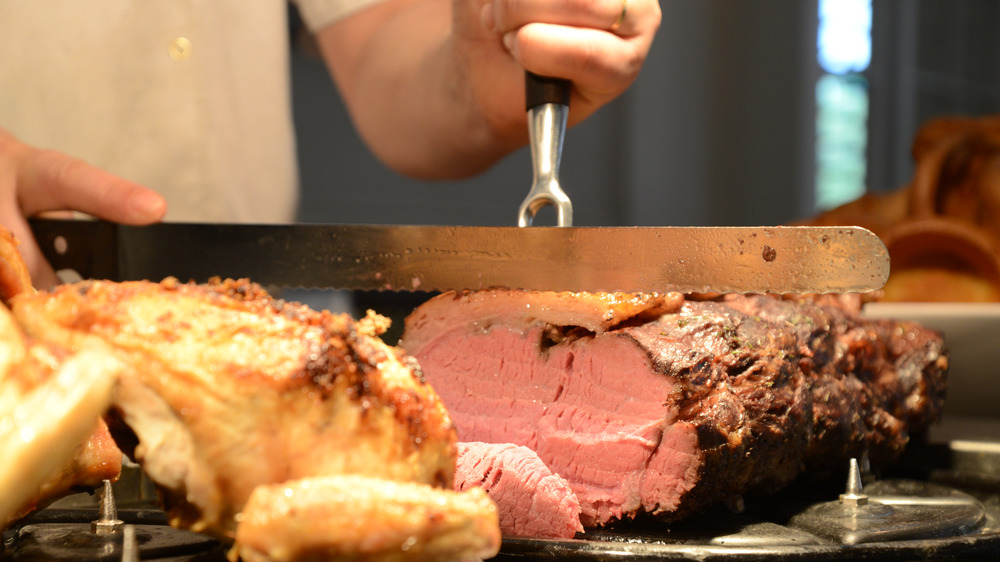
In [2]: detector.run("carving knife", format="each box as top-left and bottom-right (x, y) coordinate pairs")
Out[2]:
(29, 218), (889, 294)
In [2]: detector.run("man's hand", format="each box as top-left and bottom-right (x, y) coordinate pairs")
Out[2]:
(458, 0), (660, 138)
(0, 128), (166, 289)
(313, 0), (660, 179)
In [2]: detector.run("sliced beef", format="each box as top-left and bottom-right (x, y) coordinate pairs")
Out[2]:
(401, 290), (948, 530)
(455, 442), (582, 539)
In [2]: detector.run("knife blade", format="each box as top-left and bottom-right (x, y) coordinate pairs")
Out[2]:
(28, 218), (888, 294)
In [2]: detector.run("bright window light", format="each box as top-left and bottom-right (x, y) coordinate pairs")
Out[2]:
(815, 0), (871, 211)
(817, 0), (872, 74)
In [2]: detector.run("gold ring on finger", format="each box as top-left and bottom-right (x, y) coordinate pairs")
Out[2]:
(610, 0), (627, 33)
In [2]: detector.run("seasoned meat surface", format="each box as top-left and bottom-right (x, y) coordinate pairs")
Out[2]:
(723, 294), (948, 468)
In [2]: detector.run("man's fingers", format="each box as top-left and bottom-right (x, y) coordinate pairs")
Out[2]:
(20, 147), (166, 224)
(0, 133), (166, 289)
(486, 0), (658, 38)
(506, 24), (645, 97)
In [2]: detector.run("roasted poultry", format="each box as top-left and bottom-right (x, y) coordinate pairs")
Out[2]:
(0, 229), (123, 527)
(0, 301), (123, 527)
(0, 228), (500, 561)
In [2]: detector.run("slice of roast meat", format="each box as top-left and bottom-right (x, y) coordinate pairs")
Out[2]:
(455, 442), (583, 539)
(400, 289), (948, 528)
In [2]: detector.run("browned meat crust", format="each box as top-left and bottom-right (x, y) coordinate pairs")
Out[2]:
(663, 294), (947, 521)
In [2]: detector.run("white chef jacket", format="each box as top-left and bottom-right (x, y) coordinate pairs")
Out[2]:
(0, 0), (381, 223)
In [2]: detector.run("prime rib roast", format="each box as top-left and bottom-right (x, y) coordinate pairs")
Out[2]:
(402, 289), (949, 535)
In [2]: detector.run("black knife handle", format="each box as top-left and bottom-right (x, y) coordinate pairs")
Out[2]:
(525, 71), (571, 110)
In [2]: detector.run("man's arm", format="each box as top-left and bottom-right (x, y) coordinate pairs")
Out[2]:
(312, 0), (660, 179)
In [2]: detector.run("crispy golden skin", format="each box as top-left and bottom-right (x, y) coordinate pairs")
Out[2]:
(10, 277), (499, 560)
(0, 226), (122, 528)
(0, 301), (122, 527)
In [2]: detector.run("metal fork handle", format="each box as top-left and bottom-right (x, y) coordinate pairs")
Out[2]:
(518, 73), (573, 227)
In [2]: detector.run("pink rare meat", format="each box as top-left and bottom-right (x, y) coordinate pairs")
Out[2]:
(455, 442), (583, 539)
